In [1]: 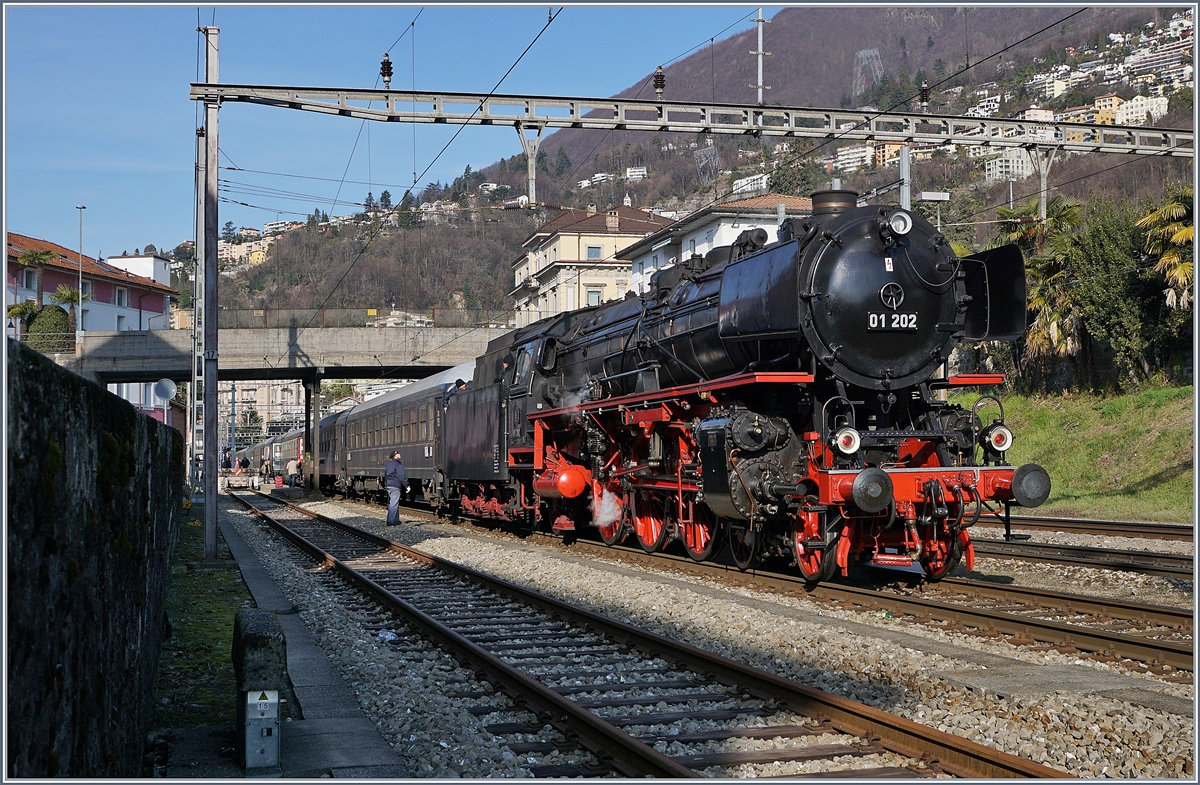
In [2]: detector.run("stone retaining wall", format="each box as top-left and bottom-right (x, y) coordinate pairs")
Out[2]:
(6, 339), (184, 777)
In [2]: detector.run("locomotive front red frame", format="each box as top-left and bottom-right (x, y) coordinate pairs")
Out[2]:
(499, 370), (1022, 581)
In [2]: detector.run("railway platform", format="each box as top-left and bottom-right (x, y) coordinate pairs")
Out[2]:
(161, 497), (407, 778)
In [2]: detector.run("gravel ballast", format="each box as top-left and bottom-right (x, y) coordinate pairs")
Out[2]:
(231, 498), (1193, 778)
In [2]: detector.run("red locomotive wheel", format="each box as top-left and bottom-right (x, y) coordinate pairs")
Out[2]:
(680, 501), (721, 562)
(920, 534), (964, 581)
(598, 516), (625, 546)
(595, 486), (627, 546)
(632, 492), (670, 553)
(794, 528), (840, 583)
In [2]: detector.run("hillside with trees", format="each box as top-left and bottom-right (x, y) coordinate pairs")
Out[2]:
(216, 5), (1192, 392)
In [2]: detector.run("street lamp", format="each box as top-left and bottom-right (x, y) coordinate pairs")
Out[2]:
(918, 191), (950, 231)
(76, 205), (86, 334)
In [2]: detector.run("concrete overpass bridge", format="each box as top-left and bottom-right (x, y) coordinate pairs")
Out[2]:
(61, 325), (511, 384)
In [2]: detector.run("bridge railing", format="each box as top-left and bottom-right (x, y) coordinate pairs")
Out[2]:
(7, 331), (75, 353)
(216, 308), (558, 329)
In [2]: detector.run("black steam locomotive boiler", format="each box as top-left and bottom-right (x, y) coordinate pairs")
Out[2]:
(440, 190), (1051, 582)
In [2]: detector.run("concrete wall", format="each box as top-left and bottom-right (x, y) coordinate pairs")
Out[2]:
(6, 339), (184, 777)
(67, 325), (510, 384)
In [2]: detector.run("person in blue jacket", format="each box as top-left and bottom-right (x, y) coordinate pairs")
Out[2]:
(384, 450), (408, 525)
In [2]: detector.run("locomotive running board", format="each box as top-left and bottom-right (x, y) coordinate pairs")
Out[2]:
(531, 371), (815, 420)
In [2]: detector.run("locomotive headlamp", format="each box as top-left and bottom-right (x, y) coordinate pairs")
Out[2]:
(981, 424), (1013, 452)
(887, 210), (913, 236)
(833, 427), (861, 454)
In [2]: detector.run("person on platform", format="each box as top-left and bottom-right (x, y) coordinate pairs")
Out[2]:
(286, 457), (299, 487)
(384, 450), (408, 525)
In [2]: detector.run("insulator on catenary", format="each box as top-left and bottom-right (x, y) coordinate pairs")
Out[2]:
(380, 53), (393, 90)
(653, 65), (665, 100)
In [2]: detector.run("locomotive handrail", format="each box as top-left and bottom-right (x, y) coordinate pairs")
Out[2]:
(530, 371), (815, 419)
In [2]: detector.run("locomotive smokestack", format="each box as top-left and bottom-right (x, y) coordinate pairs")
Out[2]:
(810, 189), (859, 216)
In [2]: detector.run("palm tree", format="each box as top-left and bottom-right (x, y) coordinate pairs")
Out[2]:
(992, 194), (1086, 383)
(1136, 184), (1193, 309)
(49, 284), (90, 333)
(6, 301), (39, 339)
(15, 249), (57, 314)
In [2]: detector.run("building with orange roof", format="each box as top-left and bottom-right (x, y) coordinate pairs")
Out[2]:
(7, 233), (174, 332)
(7, 232), (178, 420)
(618, 193), (812, 295)
(510, 204), (674, 324)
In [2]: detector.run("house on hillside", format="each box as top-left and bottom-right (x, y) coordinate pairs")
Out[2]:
(618, 194), (812, 296)
(510, 205), (673, 324)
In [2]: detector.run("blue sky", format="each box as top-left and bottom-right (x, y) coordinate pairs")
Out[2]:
(5, 4), (776, 259)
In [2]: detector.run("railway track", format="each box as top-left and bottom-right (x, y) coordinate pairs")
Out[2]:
(969, 538), (1193, 578)
(512, 533), (1194, 673)
(231, 491), (1067, 778)
(1004, 515), (1192, 541)
(316, 493), (1193, 671)
(542, 537), (1190, 672)
(337, 492), (1193, 579)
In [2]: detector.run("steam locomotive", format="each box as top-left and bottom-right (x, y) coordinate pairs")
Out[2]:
(314, 189), (1051, 583)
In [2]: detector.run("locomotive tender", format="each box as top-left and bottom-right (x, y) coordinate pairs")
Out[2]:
(282, 189), (1051, 583)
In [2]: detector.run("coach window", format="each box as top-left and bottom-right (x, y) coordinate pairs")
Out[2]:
(420, 405), (428, 440)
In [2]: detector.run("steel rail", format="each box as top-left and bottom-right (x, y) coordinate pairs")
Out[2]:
(231, 493), (698, 778)
(970, 538), (1194, 578)
(328, 494), (1194, 668)
(935, 576), (1193, 624)
(503, 532), (1193, 670)
(1003, 516), (1193, 541)
(244, 492), (1068, 778)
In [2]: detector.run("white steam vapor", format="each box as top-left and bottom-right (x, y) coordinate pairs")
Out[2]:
(559, 387), (590, 412)
(592, 489), (622, 529)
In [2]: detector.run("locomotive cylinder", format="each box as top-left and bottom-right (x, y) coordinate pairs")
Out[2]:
(533, 464), (593, 499)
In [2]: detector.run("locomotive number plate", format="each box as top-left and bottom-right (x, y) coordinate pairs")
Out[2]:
(867, 312), (918, 331)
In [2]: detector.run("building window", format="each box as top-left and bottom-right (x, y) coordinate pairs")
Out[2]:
(587, 246), (602, 260)
(80, 309), (88, 330)
(586, 289), (602, 307)
(115, 287), (128, 307)
(689, 239), (696, 254)
(22, 269), (35, 290)
(651, 254), (658, 268)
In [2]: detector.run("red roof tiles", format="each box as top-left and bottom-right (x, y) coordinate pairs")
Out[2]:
(7, 232), (174, 295)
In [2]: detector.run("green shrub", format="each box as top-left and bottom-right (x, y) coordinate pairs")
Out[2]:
(25, 305), (72, 352)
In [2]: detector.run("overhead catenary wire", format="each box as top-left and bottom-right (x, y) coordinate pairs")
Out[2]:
(267, 8), (564, 370)
(691, 8), (1096, 231)
(546, 9), (758, 205)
